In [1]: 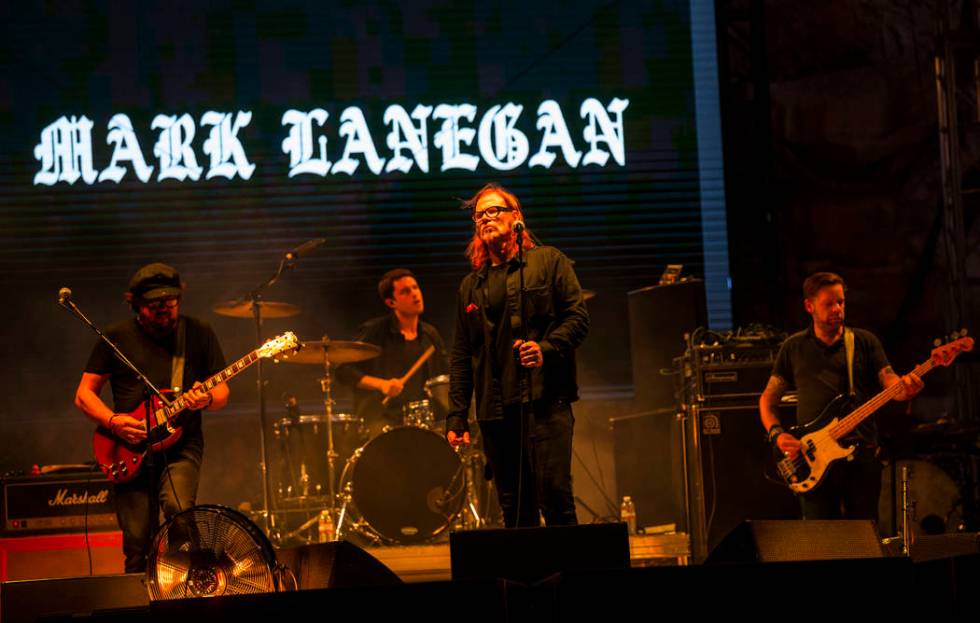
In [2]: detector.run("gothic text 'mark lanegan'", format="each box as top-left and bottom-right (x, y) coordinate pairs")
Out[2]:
(33, 98), (629, 186)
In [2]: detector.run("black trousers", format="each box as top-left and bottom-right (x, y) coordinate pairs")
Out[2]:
(478, 400), (577, 528)
(113, 434), (203, 573)
(800, 446), (881, 521)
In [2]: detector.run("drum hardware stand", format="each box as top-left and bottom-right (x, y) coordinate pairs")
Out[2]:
(316, 335), (341, 532)
(901, 463), (915, 555)
(456, 447), (487, 530)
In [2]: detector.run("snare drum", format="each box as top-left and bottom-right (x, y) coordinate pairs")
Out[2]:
(340, 425), (463, 544)
(274, 413), (366, 505)
(403, 400), (435, 429)
(424, 375), (450, 420)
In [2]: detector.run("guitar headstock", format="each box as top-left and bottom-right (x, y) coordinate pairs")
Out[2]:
(931, 330), (974, 367)
(257, 332), (300, 359)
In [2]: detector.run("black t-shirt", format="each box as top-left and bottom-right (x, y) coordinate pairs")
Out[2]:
(487, 263), (519, 408)
(84, 316), (226, 438)
(772, 326), (890, 440)
(334, 314), (448, 428)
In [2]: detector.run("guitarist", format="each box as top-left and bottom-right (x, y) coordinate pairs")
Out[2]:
(73, 263), (229, 572)
(759, 272), (923, 520)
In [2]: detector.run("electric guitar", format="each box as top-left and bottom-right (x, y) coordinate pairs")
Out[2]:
(94, 332), (299, 483)
(776, 335), (973, 494)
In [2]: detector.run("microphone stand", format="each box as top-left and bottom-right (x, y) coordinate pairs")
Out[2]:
(515, 226), (534, 527)
(59, 295), (172, 552)
(235, 240), (323, 539)
(238, 256), (292, 537)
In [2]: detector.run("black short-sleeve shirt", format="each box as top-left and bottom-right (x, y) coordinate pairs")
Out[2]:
(85, 316), (226, 438)
(772, 326), (890, 440)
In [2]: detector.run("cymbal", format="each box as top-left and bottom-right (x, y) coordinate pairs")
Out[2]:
(279, 340), (382, 365)
(213, 300), (302, 319)
(583, 289), (596, 301)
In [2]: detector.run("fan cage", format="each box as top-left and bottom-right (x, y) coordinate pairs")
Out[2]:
(147, 504), (278, 600)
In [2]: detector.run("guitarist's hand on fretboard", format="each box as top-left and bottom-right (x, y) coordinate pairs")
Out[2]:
(184, 381), (213, 411)
(775, 433), (802, 461)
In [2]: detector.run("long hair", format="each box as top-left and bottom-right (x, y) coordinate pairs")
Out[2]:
(463, 183), (537, 270)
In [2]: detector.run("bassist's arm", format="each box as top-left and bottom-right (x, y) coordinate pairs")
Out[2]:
(760, 375), (801, 459)
(878, 366), (923, 402)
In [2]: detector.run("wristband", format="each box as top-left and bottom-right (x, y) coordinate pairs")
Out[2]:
(767, 425), (785, 445)
(107, 414), (120, 433)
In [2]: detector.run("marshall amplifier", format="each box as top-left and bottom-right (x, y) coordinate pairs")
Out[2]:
(1, 471), (117, 535)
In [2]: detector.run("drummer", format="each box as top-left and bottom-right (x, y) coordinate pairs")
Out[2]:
(335, 268), (448, 438)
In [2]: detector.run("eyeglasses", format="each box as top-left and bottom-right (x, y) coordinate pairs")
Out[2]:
(471, 206), (516, 222)
(144, 298), (179, 311)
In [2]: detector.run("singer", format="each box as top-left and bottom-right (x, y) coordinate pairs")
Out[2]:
(447, 183), (589, 527)
(73, 263), (229, 572)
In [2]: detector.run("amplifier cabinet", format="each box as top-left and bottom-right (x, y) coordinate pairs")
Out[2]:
(1, 472), (116, 535)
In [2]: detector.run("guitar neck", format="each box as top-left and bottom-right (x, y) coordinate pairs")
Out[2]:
(161, 350), (261, 419)
(829, 358), (935, 440)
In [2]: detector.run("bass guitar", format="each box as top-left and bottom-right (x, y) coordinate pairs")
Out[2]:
(777, 335), (973, 494)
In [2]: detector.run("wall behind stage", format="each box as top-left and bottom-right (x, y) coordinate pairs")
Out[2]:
(0, 1), (728, 515)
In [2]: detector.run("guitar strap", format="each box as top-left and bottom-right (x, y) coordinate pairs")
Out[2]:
(844, 327), (855, 397)
(170, 317), (186, 393)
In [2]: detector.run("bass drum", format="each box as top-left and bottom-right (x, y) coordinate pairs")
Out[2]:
(342, 426), (464, 544)
(880, 459), (962, 537)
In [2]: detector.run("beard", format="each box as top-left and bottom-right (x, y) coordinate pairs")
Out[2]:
(140, 312), (177, 337)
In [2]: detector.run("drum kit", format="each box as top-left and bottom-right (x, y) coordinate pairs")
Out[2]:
(213, 299), (497, 546)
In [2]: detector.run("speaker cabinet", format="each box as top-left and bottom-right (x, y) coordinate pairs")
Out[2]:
(0, 531), (124, 581)
(706, 520), (885, 563)
(628, 280), (707, 411)
(0, 573), (146, 623)
(275, 541), (402, 589)
(611, 408), (686, 532)
(449, 524), (630, 585)
(686, 403), (799, 561)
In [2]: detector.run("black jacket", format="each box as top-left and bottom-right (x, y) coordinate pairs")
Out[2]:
(448, 245), (589, 432)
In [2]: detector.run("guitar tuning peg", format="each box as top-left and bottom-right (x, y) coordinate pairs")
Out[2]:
(962, 328), (969, 336)
(934, 338), (942, 347)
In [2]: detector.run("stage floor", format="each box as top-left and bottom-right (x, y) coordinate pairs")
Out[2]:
(0, 530), (689, 583)
(368, 532), (690, 582)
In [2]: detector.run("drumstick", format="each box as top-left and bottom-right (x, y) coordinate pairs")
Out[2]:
(381, 344), (436, 406)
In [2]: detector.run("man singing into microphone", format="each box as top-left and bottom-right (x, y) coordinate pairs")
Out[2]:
(447, 183), (589, 527)
(73, 263), (229, 572)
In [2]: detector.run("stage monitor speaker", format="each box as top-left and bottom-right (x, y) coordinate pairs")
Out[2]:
(0, 573), (147, 623)
(628, 280), (706, 411)
(706, 520), (885, 563)
(450, 523), (630, 585)
(275, 540), (402, 589)
(686, 403), (798, 560)
(611, 408), (685, 532)
(910, 533), (980, 562)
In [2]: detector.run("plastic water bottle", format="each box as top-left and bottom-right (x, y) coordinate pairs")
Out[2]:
(620, 496), (637, 535)
(317, 510), (335, 542)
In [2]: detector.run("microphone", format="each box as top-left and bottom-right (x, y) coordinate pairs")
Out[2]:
(58, 287), (72, 305)
(284, 238), (326, 261)
(512, 221), (525, 234)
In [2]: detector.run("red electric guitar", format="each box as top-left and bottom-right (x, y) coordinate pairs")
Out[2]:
(94, 332), (299, 483)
